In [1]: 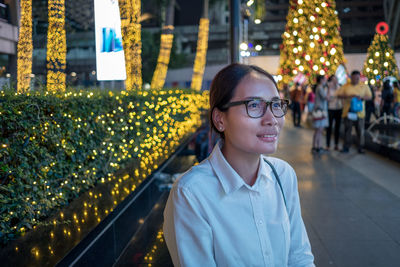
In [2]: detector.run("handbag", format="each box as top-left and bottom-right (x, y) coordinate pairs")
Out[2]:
(311, 108), (327, 121)
(350, 97), (363, 113)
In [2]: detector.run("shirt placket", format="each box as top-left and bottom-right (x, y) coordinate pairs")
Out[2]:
(249, 189), (273, 266)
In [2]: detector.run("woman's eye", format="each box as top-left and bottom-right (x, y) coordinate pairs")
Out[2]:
(248, 102), (261, 109)
(272, 102), (282, 109)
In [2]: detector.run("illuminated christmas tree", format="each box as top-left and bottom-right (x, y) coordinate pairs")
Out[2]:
(363, 23), (399, 85)
(278, 0), (344, 85)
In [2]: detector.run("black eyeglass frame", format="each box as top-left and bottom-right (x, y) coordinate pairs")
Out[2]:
(222, 98), (290, 118)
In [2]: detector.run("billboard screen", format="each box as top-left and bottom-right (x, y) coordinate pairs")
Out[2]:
(94, 0), (126, 81)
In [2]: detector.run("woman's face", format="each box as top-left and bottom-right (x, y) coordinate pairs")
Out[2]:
(217, 72), (285, 156)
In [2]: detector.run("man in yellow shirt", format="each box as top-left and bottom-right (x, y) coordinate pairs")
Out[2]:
(336, 70), (372, 153)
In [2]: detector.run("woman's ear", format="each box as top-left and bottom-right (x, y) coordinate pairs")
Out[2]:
(212, 108), (225, 132)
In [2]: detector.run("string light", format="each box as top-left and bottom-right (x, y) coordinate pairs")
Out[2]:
(191, 18), (210, 90)
(278, 0), (344, 85)
(46, 0), (67, 92)
(119, 0), (142, 90)
(17, 0), (33, 93)
(151, 26), (174, 89)
(363, 30), (399, 84)
(2, 89), (209, 264)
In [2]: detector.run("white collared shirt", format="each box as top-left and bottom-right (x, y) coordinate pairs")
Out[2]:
(163, 142), (315, 267)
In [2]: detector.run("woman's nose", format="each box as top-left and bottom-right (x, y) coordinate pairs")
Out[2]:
(261, 106), (278, 125)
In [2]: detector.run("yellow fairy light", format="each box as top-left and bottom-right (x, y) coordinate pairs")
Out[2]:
(46, 0), (67, 92)
(119, 0), (142, 90)
(191, 18), (209, 90)
(17, 0), (33, 93)
(151, 26), (174, 89)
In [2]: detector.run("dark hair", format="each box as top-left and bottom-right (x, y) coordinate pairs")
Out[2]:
(383, 80), (392, 90)
(209, 63), (278, 137)
(316, 75), (325, 84)
(327, 75), (336, 82)
(351, 70), (361, 76)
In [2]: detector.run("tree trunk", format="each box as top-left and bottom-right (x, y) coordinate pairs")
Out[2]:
(191, 0), (210, 90)
(151, 0), (175, 89)
(119, 0), (143, 90)
(46, 0), (67, 92)
(17, 0), (33, 93)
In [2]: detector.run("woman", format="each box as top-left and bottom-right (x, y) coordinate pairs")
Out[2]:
(311, 75), (328, 154)
(163, 64), (314, 266)
(381, 80), (394, 116)
(326, 75), (342, 150)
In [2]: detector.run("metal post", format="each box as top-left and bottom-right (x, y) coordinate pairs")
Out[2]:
(229, 0), (240, 64)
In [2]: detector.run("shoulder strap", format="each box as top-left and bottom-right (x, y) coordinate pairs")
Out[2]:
(263, 158), (287, 209)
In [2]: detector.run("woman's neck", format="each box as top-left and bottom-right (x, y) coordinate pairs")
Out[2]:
(221, 142), (260, 186)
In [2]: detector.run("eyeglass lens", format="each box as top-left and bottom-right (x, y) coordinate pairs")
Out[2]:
(246, 99), (287, 118)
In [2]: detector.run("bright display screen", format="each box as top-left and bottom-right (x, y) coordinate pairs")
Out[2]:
(94, 0), (126, 81)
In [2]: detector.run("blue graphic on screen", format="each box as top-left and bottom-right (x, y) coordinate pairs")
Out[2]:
(101, 27), (123, 53)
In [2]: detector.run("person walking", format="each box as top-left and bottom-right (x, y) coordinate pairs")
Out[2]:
(393, 81), (400, 118)
(311, 75), (328, 154)
(290, 83), (303, 127)
(336, 70), (372, 153)
(381, 80), (394, 117)
(365, 84), (377, 125)
(163, 63), (315, 266)
(326, 75), (342, 150)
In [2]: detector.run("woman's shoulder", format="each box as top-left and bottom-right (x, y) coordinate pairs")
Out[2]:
(173, 160), (216, 191)
(262, 156), (295, 176)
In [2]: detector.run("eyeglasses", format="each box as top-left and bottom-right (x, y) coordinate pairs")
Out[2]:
(222, 98), (290, 118)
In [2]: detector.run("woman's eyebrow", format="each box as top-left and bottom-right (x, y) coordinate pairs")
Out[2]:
(243, 96), (281, 101)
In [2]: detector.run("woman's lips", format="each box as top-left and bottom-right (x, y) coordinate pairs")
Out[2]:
(257, 133), (278, 142)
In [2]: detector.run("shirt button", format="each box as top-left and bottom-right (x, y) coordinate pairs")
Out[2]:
(258, 220), (263, 225)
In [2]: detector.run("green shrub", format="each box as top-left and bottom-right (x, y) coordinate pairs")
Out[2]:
(0, 88), (209, 246)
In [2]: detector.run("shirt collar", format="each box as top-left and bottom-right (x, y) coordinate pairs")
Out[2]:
(208, 140), (274, 194)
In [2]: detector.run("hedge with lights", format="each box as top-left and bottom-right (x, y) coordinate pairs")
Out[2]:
(0, 88), (208, 248)
(362, 32), (399, 85)
(278, 0), (344, 85)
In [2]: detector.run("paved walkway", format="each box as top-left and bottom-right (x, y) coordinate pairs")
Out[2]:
(275, 123), (400, 267)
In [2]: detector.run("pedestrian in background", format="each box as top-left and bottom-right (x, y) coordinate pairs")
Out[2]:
(326, 75), (342, 150)
(311, 75), (328, 154)
(290, 82), (303, 127)
(365, 84), (377, 125)
(393, 81), (400, 118)
(381, 80), (394, 116)
(336, 70), (372, 153)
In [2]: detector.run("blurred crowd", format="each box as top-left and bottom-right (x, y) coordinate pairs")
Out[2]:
(281, 71), (400, 154)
